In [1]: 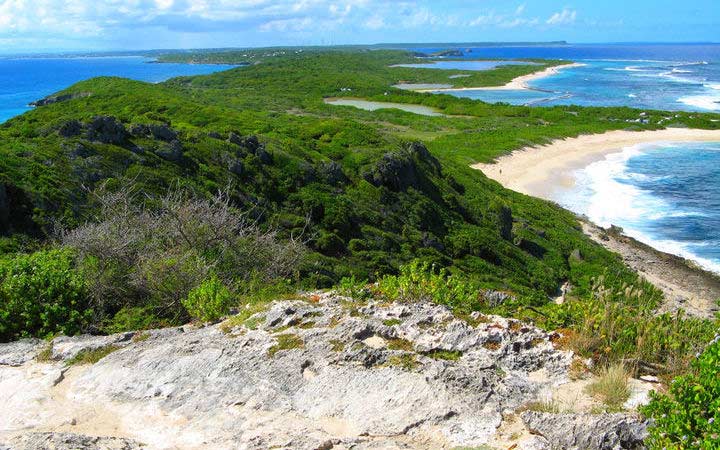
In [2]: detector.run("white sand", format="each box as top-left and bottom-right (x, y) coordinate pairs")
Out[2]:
(473, 128), (720, 198)
(414, 63), (586, 93)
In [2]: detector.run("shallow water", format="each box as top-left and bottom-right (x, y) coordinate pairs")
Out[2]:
(324, 98), (444, 116)
(392, 60), (538, 71)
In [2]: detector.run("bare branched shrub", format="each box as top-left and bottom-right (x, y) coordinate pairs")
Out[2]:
(61, 183), (306, 323)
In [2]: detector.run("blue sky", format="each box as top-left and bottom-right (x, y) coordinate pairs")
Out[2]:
(0, 0), (717, 53)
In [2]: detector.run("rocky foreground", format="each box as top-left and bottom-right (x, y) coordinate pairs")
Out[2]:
(0, 293), (649, 449)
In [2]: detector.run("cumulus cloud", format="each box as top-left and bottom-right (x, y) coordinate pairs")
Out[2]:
(0, 1), (588, 50)
(546, 8), (577, 25)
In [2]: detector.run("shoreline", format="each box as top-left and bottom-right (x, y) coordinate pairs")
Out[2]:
(413, 62), (585, 93)
(473, 128), (720, 317)
(473, 128), (720, 196)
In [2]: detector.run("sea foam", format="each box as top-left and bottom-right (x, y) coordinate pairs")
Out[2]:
(555, 143), (720, 274)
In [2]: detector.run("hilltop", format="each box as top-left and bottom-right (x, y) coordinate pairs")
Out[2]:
(0, 49), (718, 449)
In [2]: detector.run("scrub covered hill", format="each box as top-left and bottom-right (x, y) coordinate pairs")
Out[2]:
(0, 49), (718, 341)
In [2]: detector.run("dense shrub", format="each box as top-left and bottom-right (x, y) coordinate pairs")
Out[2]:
(62, 186), (306, 326)
(376, 260), (482, 313)
(0, 249), (91, 341)
(183, 276), (233, 322)
(641, 339), (720, 449)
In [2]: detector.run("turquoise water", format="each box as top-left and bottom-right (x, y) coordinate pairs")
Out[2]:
(393, 60), (539, 71)
(0, 56), (237, 123)
(555, 141), (720, 273)
(443, 59), (720, 112)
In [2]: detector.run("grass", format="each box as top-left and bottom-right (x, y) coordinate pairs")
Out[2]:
(586, 363), (631, 410)
(132, 331), (151, 343)
(66, 345), (121, 366)
(387, 338), (414, 352)
(387, 354), (418, 371)
(383, 319), (401, 327)
(219, 303), (270, 334)
(268, 333), (304, 357)
(329, 339), (345, 352)
(35, 343), (54, 362)
(520, 399), (562, 414)
(424, 349), (463, 361)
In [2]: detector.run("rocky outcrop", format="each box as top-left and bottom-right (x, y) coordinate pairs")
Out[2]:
(363, 142), (441, 192)
(521, 412), (648, 450)
(0, 432), (142, 450)
(0, 294), (652, 449)
(129, 124), (178, 142)
(30, 92), (92, 107)
(0, 294), (578, 449)
(58, 120), (84, 137)
(86, 116), (129, 145)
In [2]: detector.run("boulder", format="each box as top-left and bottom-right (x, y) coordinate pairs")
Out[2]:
(148, 124), (178, 142)
(363, 142), (441, 192)
(57, 120), (83, 137)
(228, 158), (244, 176)
(86, 116), (128, 145)
(319, 161), (349, 185)
(520, 411), (648, 450)
(156, 140), (184, 162)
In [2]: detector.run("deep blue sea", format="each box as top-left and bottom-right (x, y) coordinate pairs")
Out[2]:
(409, 44), (720, 272)
(0, 56), (236, 123)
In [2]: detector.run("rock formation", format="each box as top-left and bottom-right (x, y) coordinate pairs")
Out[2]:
(0, 293), (648, 449)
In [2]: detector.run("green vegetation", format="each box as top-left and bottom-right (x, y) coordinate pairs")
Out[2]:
(0, 249), (91, 341)
(66, 344), (121, 365)
(387, 338), (414, 352)
(387, 353), (418, 370)
(642, 340), (720, 449)
(424, 349), (463, 361)
(183, 275), (233, 322)
(268, 333), (304, 357)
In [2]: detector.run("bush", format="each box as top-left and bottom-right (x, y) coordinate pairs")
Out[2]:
(376, 260), (481, 312)
(62, 185), (306, 326)
(641, 339), (720, 449)
(0, 249), (91, 341)
(183, 276), (234, 322)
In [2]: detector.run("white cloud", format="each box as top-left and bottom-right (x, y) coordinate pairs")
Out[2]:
(546, 8), (577, 25)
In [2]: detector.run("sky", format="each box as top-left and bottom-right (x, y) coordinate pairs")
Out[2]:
(0, 0), (718, 53)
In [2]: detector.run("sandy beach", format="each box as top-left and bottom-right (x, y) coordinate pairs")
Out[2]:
(413, 62), (586, 93)
(474, 128), (720, 197)
(474, 127), (720, 316)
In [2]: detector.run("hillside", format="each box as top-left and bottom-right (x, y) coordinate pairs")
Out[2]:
(1, 48), (719, 449)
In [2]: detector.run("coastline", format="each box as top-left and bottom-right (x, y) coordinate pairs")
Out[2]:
(413, 62), (585, 93)
(473, 128), (720, 197)
(473, 128), (720, 316)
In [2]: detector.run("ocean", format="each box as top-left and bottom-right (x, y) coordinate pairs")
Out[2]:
(409, 43), (720, 273)
(0, 56), (236, 123)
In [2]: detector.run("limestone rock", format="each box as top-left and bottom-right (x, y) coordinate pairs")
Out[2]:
(521, 411), (648, 450)
(0, 432), (143, 450)
(0, 294), (581, 449)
